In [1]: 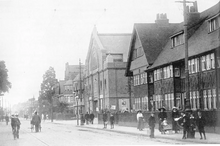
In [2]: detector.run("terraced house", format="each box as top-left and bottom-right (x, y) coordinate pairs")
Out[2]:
(126, 1), (220, 126)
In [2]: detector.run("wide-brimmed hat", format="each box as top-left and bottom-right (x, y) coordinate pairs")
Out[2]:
(158, 107), (166, 111)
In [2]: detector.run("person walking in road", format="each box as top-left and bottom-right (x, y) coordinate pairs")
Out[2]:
(137, 110), (144, 131)
(110, 113), (115, 129)
(89, 112), (95, 124)
(11, 113), (21, 139)
(148, 112), (156, 138)
(196, 111), (206, 140)
(85, 112), (90, 125)
(103, 111), (108, 129)
(31, 111), (41, 132)
(172, 107), (179, 133)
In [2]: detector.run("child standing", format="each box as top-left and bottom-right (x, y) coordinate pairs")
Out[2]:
(148, 112), (156, 138)
(110, 113), (115, 129)
(196, 111), (206, 140)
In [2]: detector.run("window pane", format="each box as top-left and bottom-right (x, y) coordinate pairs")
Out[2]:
(211, 53), (215, 69)
(206, 54), (211, 70)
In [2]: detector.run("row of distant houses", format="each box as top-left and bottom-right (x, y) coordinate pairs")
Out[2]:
(55, 2), (220, 118)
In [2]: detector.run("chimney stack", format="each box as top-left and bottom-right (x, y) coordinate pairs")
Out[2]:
(187, 1), (200, 25)
(155, 13), (169, 27)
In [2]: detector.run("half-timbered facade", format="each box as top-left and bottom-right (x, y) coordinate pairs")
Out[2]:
(148, 2), (220, 112)
(126, 2), (220, 115)
(125, 13), (179, 112)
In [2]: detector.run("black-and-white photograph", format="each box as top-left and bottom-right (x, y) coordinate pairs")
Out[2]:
(0, 0), (220, 145)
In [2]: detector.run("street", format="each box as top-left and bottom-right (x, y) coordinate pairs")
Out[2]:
(0, 119), (193, 146)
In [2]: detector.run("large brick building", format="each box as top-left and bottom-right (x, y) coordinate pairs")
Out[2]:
(125, 2), (220, 126)
(84, 27), (132, 115)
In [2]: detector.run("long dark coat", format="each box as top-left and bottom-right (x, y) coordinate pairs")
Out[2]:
(196, 116), (206, 130)
(31, 114), (41, 126)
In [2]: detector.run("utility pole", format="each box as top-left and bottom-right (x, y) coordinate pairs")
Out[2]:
(79, 59), (82, 114)
(176, 0), (195, 110)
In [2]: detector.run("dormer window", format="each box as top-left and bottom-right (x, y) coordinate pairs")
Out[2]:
(171, 32), (184, 48)
(209, 14), (220, 32)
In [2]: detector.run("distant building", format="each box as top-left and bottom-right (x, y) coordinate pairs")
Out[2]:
(84, 27), (132, 115)
(55, 63), (84, 113)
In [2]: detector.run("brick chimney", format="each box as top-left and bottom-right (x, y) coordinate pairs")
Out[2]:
(155, 13), (169, 27)
(186, 1), (200, 25)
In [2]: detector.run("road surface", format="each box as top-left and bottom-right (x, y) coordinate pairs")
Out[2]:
(0, 119), (190, 146)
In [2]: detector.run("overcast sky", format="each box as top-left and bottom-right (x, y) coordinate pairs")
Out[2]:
(0, 0), (219, 106)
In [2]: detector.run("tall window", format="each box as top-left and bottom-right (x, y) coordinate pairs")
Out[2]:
(155, 95), (162, 110)
(203, 90), (207, 110)
(212, 89), (217, 109)
(142, 96), (148, 111)
(201, 56), (206, 71)
(144, 72), (148, 84)
(211, 53), (215, 69)
(209, 15), (220, 32)
(206, 54), (211, 70)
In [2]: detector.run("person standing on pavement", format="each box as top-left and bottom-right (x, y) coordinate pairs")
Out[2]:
(196, 111), (206, 140)
(148, 112), (156, 138)
(110, 113), (115, 129)
(85, 112), (90, 125)
(180, 111), (190, 139)
(172, 107), (179, 133)
(103, 111), (108, 129)
(137, 110), (144, 131)
(89, 112), (95, 124)
(188, 113), (196, 138)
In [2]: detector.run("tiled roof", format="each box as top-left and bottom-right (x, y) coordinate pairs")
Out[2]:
(134, 23), (179, 65)
(125, 22), (179, 76)
(149, 2), (220, 70)
(98, 34), (132, 62)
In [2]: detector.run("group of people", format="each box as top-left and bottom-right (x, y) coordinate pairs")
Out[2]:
(180, 110), (206, 140)
(80, 112), (95, 125)
(136, 107), (207, 140)
(103, 111), (115, 129)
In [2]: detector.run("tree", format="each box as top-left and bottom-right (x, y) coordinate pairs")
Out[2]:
(39, 67), (57, 122)
(0, 61), (11, 93)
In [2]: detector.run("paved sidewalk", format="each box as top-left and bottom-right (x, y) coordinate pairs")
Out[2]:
(50, 119), (220, 144)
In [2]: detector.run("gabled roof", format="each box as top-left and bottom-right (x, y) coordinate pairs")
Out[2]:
(98, 33), (132, 62)
(149, 2), (220, 70)
(125, 23), (179, 76)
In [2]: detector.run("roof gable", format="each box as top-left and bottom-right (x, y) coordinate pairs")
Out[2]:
(125, 23), (178, 76)
(149, 1), (220, 70)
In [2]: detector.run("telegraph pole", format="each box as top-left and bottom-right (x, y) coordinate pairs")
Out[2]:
(79, 59), (82, 114)
(176, 0), (195, 110)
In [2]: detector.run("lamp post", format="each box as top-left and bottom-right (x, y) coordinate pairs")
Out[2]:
(75, 96), (79, 126)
